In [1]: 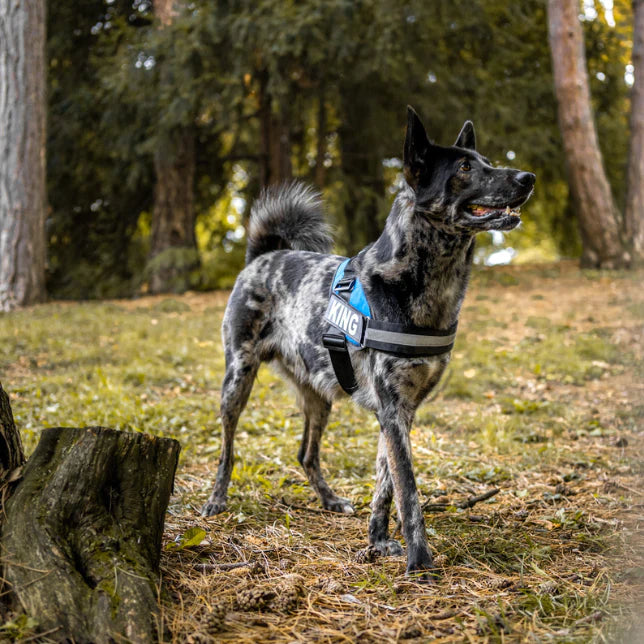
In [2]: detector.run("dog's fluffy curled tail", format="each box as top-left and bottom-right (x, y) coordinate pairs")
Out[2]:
(245, 182), (333, 264)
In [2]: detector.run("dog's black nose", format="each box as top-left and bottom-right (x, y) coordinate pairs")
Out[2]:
(515, 171), (536, 188)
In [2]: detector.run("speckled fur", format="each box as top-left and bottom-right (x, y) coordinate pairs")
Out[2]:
(202, 108), (535, 579)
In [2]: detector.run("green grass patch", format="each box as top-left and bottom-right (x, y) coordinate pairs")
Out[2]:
(1, 264), (642, 643)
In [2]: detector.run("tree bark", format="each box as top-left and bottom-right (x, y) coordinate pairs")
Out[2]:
(314, 84), (328, 189)
(155, 0), (177, 26)
(148, 0), (199, 294)
(625, 0), (644, 264)
(339, 90), (385, 255)
(258, 72), (293, 186)
(1, 426), (180, 643)
(0, 383), (25, 486)
(547, 0), (628, 268)
(148, 129), (199, 293)
(0, 0), (47, 311)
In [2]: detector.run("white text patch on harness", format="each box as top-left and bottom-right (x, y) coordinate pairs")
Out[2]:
(324, 294), (365, 345)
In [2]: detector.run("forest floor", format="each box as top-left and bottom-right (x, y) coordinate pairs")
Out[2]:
(0, 261), (642, 643)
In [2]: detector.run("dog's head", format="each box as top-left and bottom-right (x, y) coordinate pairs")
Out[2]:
(403, 106), (535, 233)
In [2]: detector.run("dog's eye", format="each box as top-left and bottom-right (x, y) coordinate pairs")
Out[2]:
(460, 161), (471, 172)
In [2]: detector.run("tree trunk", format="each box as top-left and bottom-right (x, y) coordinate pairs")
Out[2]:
(0, 0), (47, 311)
(547, 0), (628, 268)
(148, 0), (199, 294)
(1, 426), (180, 643)
(258, 72), (293, 186)
(0, 383), (25, 486)
(339, 90), (385, 255)
(155, 0), (177, 25)
(314, 84), (328, 189)
(625, 0), (644, 265)
(148, 129), (199, 293)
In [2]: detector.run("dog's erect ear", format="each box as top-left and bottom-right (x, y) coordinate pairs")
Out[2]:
(404, 106), (431, 189)
(454, 120), (476, 150)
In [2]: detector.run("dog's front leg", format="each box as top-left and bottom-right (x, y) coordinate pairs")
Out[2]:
(376, 405), (434, 578)
(368, 432), (404, 557)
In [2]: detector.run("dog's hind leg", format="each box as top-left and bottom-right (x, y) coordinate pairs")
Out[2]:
(368, 432), (404, 556)
(297, 386), (354, 514)
(201, 353), (259, 517)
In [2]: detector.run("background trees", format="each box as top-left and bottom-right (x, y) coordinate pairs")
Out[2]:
(0, 0), (47, 311)
(548, 0), (627, 268)
(33, 0), (640, 298)
(625, 0), (644, 264)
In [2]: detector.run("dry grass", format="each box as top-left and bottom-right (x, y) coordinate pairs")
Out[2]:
(1, 262), (642, 642)
(160, 437), (643, 643)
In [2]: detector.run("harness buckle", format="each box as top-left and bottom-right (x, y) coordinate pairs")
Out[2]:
(322, 333), (348, 351)
(335, 277), (355, 292)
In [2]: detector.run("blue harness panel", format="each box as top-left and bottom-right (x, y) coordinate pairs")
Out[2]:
(331, 259), (371, 346)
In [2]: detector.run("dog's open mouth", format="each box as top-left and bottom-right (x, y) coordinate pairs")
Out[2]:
(467, 204), (521, 218)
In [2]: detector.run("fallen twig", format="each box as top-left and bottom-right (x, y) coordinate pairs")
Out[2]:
(20, 626), (62, 643)
(421, 488), (501, 513)
(395, 488), (501, 534)
(192, 562), (253, 572)
(279, 498), (359, 517)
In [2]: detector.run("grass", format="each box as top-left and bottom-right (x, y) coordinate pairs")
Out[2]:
(0, 261), (642, 642)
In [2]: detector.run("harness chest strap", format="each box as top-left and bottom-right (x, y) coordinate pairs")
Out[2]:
(322, 259), (458, 395)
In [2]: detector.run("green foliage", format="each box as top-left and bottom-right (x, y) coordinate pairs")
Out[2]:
(167, 527), (208, 550)
(46, 1), (636, 297)
(145, 247), (202, 293)
(0, 615), (39, 641)
(47, 1), (155, 299)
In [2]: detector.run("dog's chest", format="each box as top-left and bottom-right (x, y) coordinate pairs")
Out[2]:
(355, 351), (448, 412)
(392, 355), (448, 402)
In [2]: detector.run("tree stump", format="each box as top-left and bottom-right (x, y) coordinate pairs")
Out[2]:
(0, 383), (25, 484)
(1, 425), (180, 643)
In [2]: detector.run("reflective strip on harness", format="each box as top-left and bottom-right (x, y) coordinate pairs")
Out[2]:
(366, 327), (457, 348)
(363, 319), (457, 356)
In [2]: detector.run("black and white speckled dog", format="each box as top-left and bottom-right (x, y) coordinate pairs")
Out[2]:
(202, 107), (535, 579)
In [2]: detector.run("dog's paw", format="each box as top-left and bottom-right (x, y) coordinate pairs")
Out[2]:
(201, 499), (228, 517)
(405, 569), (439, 584)
(372, 539), (404, 557)
(322, 497), (355, 515)
(356, 539), (404, 564)
(405, 557), (439, 583)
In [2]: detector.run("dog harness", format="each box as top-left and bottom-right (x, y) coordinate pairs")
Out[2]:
(322, 258), (458, 394)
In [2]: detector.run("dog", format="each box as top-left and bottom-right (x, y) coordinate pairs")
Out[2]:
(202, 107), (535, 579)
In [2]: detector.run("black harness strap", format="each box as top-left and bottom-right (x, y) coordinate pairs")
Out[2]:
(322, 332), (359, 394)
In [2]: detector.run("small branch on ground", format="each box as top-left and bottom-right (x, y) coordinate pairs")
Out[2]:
(279, 497), (359, 516)
(395, 488), (501, 534)
(193, 562), (253, 572)
(422, 488), (501, 512)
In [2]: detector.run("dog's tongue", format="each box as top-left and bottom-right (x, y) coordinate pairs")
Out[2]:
(470, 205), (518, 217)
(471, 205), (497, 216)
